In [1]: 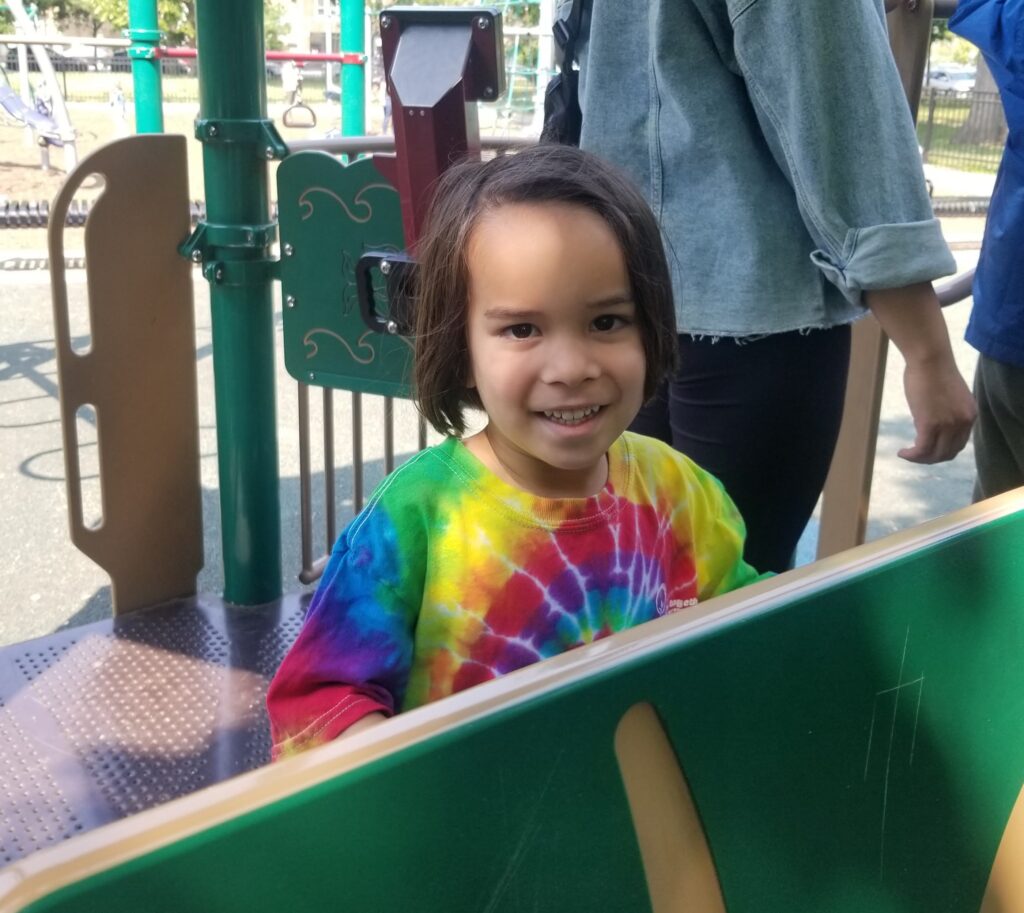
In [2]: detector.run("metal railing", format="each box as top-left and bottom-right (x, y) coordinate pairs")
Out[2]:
(919, 88), (1006, 173)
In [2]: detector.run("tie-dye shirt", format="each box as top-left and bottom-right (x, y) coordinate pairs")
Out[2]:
(267, 432), (759, 756)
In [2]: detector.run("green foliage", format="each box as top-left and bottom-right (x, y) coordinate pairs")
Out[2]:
(930, 20), (980, 66)
(371, 0), (540, 28)
(12, 0), (287, 46)
(264, 1), (289, 50)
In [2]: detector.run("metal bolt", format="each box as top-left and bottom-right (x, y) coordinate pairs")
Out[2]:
(381, 15), (392, 29)
(419, 109), (426, 117)
(386, 320), (399, 335)
(380, 259), (391, 275)
(285, 295), (296, 309)
(208, 124), (218, 137)
(483, 86), (495, 99)
(476, 16), (490, 29)
(265, 147), (275, 159)
(245, 230), (254, 243)
(214, 266), (224, 282)
(283, 243), (294, 257)
(308, 372), (315, 381)
(190, 249), (202, 263)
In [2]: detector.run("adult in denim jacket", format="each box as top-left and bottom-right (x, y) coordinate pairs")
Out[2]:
(576, 0), (976, 571)
(951, 0), (1024, 499)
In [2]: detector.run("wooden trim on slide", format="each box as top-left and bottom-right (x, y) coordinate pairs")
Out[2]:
(615, 703), (727, 913)
(981, 785), (1024, 913)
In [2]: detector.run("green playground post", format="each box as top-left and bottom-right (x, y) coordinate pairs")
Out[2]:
(341, 0), (365, 135)
(194, 0), (282, 604)
(127, 0), (163, 133)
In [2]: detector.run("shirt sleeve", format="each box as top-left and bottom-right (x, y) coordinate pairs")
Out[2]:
(729, 0), (956, 303)
(266, 506), (419, 759)
(680, 459), (769, 598)
(951, 0), (1024, 86)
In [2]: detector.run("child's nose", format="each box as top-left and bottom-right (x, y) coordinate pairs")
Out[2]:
(540, 336), (600, 386)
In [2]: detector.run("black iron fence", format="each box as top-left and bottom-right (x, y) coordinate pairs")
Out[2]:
(4, 65), (332, 105)
(918, 88), (1006, 173)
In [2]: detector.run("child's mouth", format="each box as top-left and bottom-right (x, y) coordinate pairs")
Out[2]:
(542, 405), (602, 426)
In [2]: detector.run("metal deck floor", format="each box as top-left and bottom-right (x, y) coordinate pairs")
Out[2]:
(0, 595), (307, 867)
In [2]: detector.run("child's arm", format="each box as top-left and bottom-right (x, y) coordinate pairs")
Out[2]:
(267, 517), (420, 759)
(339, 712), (389, 738)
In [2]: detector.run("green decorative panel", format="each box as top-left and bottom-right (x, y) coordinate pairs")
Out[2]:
(278, 151), (412, 397)
(15, 509), (1024, 912)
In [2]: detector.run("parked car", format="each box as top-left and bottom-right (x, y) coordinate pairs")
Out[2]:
(5, 45), (106, 73)
(109, 49), (132, 72)
(52, 44), (111, 71)
(925, 66), (976, 96)
(6, 46), (46, 72)
(109, 50), (191, 75)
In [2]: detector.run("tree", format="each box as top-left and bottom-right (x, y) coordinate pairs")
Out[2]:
(1, 0), (287, 46)
(956, 56), (1008, 146)
(158, 1), (288, 46)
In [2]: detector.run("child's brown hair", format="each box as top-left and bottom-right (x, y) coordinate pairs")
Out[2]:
(414, 144), (677, 436)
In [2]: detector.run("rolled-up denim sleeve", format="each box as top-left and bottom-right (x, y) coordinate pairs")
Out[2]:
(729, 0), (957, 304)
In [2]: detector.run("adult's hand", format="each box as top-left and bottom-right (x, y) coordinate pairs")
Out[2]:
(865, 281), (977, 463)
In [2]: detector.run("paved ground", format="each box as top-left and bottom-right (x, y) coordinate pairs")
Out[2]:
(0, 160), (993, 647)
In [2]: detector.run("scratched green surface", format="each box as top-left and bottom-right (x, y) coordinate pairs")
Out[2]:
(278, 151), (412, 397)
(19, 511), (1024, 912)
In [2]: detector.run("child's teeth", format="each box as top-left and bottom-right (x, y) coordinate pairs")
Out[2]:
(544, 406), (599, 422)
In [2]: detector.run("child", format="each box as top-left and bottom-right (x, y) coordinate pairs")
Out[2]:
(267, 145), (762, 757)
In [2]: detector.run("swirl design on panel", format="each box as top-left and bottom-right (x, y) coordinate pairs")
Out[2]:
(298, 183), (395, 223)
(304, 328), (376, 365)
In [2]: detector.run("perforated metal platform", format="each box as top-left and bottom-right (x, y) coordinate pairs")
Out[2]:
(0, 595), (307, 867)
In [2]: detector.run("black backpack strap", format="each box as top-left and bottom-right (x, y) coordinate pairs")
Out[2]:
(552, 0), (586, 71)
(541, 0), (587, 145)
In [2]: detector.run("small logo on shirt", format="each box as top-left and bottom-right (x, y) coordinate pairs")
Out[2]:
(667, 597), (698, 613)
(657, 592), (698, 616)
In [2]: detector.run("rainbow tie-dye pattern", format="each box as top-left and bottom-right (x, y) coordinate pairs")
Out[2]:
(267, 432), (759, 756)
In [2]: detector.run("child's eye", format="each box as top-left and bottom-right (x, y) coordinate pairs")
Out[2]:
(592, 314), (630, 332)
(503, 323), (538, 339)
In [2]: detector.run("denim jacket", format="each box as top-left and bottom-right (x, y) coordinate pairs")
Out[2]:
(575, 0), (956, 336)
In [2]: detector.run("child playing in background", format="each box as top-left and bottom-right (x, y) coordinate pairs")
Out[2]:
(267, 145), (762, 757)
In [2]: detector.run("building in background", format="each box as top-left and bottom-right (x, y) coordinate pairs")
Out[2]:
(280, 0), (341, 54)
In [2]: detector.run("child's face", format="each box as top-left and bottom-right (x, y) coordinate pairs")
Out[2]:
(464, 201), (646, 498)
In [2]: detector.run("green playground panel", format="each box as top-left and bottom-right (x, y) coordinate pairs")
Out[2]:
(278, 151), (412, 398)
(21, 512), (1024, 912)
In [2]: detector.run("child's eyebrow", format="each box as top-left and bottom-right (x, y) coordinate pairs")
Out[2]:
(482, 296), (634, 321)
(585, 295), (635, 309)
(482, 307), (543, 321)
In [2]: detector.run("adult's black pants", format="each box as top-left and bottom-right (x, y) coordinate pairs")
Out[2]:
(630, 325), (852, 574)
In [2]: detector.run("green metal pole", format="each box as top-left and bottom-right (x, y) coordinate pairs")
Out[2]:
(341, 0), (365, 135)
(195, 0), (282, 604)
(127, 0), (163, 133)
